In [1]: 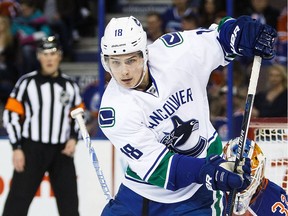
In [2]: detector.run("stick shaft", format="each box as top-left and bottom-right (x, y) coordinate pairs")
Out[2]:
(226, 56), (262, 216)
(72, 109), (112, 201)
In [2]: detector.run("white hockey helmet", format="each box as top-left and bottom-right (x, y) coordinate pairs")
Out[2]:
(223, 137), (266, 215)
(100, 16), (148, 73)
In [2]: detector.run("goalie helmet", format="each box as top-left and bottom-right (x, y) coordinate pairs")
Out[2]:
(100, 16), (148, 73)
(223, 137), (266, 215)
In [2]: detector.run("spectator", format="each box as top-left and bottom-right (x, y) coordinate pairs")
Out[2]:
(11, 0), (51, 74)
(73, 0), (96, 38)
(209, 62), (248, 140)
(0, 14), (19, 136)
(243, 0), (280, 29)
(161, 0), (194, 32)
(36, 0), (79, 61)
(0, 0), (20, 19)
(208, 62), (247, 114)
(253, 64), (287, 117)
(2, 36), (83, 216)
(145, 11), (164, 45)
(210, 85), (246, 140)
(223, 137), (288, 216)
(198, 0), (226, 28)
(0, 14), (19, 105)
(275, 6), (287, 66)
(181, 12), (199, 30)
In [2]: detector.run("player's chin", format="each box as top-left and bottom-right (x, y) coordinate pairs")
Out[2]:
(119, 80), (134, 89)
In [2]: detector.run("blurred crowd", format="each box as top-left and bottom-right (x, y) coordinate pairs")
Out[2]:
(0, 0), (97, 135)
(0, 0), (287, 138)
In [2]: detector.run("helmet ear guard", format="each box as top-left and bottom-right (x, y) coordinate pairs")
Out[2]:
(223, 137), (266, 215)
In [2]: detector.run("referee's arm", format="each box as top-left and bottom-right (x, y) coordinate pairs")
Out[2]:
(3, 97), (25, 150)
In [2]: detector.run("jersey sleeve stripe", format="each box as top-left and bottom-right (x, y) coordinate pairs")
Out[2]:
(143, 147), (169, 181)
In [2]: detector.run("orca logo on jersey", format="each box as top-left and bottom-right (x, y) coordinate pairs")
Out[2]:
(99, 107), (115, 128)
(160, 116), (207, 157)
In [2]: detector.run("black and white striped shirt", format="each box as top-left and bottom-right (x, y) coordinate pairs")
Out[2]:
(3, 70), (84, 149)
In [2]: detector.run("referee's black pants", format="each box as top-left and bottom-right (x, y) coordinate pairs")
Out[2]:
(2, 139), (79, 216)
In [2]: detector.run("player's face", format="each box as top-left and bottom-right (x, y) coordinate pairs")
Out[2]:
(38, 49), (62, 77)
(108, 52), (145, 88)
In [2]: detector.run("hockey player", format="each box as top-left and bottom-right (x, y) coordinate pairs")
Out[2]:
(223, 138), (288, 216)
(99, 15), (277, 215)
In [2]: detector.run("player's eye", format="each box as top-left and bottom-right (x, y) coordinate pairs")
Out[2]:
(126, 59), (136, 65)
(111, 60), (121, 66)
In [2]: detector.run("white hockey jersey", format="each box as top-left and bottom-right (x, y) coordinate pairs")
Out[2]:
(99, 28), (230, 203)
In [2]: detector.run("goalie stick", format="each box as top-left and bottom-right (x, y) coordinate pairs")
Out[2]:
(226, 56), (262, 216)
(71, 108), (112, 201)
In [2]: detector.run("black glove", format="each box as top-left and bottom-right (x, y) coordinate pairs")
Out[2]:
(199, 154), (251, 191)
(219, 16), (277, 59)
(254, 25), (277, 59)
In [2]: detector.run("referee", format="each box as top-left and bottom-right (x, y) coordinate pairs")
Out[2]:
(2, 36), (84, 216)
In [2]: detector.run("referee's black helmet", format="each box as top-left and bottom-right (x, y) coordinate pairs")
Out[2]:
(37, 36), (61, 52)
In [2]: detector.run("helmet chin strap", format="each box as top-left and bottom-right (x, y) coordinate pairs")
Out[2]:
(130, 66), (146, 89)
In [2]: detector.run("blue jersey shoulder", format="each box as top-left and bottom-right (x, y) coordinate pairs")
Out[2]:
(250, 179), (287, 215)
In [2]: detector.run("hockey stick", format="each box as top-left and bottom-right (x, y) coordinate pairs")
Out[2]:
(71, 108), (112, 201)
(225, 56), (262, 216)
